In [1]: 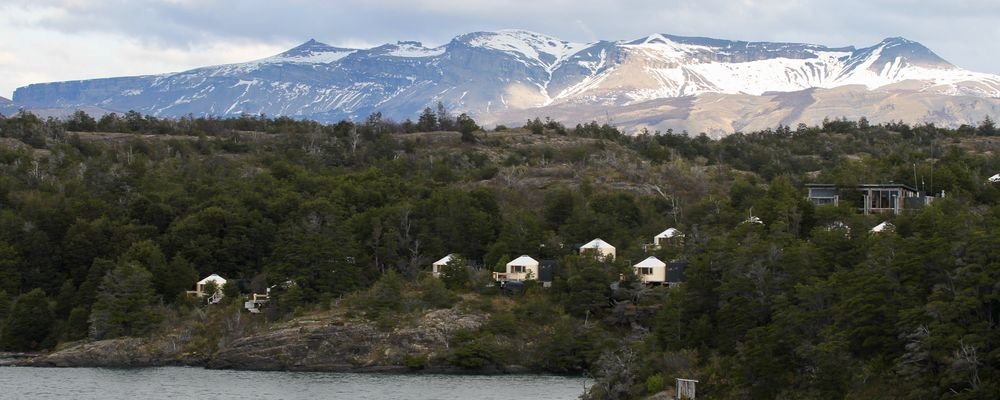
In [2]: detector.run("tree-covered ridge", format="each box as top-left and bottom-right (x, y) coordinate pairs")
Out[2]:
(0, 108), (998, 398)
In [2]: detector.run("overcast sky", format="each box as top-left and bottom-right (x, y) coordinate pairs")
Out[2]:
(2, 0), (999, 99)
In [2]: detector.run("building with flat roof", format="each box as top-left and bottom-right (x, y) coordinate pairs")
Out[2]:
(806, 183), (933, 215)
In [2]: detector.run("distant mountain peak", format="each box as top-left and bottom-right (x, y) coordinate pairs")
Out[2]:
(265, 39), (356, 64)
(455, 29), (589, 70)
(639, 33), (673, 45)
(879, 36), (916, 45)
(860, 36), (952, 70)
(11, 30), (1000, 135)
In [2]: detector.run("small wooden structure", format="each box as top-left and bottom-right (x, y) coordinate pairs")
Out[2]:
(666, 260), (688, 287)
(676, 378), (698, 399)
(244, 291), (269, 314)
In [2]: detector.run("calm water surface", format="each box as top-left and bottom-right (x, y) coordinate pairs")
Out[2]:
(0, 366), (587, 400)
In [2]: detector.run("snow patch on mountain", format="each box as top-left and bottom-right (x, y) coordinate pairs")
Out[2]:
(628, 34), (716, 61)
(463, 29), (591, 72)
(265, 39), (357, 64)
(265, 49), (356, 64)
(386, 47), (445, 58)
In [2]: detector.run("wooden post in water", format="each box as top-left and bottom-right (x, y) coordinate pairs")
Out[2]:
(676, 378), (698, 399)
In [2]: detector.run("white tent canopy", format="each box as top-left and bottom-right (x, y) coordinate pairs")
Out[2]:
(503, 255), (540, 281)
(198, 274), (226, 286)
(507, 255), (539, 268)
(581, 238), (614, 249)
(633, 256), (667, 283)
(580, 238), (616, 260)
(433, 254), (455, 267)
(431, 254), (457, 277)
(634, 256), (667, 269)
(194, 274), (227, 302)
(654, 228), (684, 246)
(655, 228), (683, 239)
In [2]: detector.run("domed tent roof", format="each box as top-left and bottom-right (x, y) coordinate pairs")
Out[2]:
(580, 238), (615, 250)
(507, 255), (539, 267)
(198, 274), (226, 285)
(633, 256), (666, 269)
(655, 228), (683, 239)
(433, 254), (456, 266)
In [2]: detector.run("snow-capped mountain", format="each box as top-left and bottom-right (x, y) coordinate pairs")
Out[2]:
(11, 30), (1000, 134)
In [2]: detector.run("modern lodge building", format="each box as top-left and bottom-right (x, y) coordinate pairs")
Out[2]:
(806, 183), (934, 215)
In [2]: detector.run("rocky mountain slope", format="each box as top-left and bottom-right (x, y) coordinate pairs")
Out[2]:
(0, 96), (16, 116)
(11, 30), (1000, 135)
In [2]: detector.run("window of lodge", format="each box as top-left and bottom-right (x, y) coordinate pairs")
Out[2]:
(869, 190), (897, 209)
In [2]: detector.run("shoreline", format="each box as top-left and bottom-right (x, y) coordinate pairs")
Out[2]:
(8, 358), (583, 378)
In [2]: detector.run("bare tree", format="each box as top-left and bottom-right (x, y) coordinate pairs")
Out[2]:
(953, 340), (982, 390)
(370, 219), (385, 274)
(584, 344), (639, 400)
(397, 209), (423, 276)
(647, 183), (682, 225)
(350, 126), (361, 155)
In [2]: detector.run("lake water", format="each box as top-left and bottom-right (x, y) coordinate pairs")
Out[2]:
(0, 366), (588, 400)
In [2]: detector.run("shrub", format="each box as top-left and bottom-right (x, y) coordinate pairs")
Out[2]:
(449, 334), (505, 369)
(646, 374), (665, 394)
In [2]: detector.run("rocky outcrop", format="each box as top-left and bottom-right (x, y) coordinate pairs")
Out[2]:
(0, 352), (38, 366)
(207, 309), (487, 372)
(21, 308), (490, 372)
(21, 337), (207, 368)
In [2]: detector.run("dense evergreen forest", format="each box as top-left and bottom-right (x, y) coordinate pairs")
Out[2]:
(0, 107), (998, 399)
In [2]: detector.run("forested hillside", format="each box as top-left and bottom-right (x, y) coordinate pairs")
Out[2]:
(0, 108), (998, 399)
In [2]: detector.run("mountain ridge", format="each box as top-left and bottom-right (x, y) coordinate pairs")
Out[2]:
(11, 30), (1000, 134)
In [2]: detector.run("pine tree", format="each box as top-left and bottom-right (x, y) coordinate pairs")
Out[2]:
(0, 289), (53, 351)
(417, 107), (437, 132)
(89, 263), (161, 339)
(456, 113), (479, 143)
(439, 255), (470, 290)
(436, 101), (454, 131)
(0, 242), (21, 294)
(153, 255), (198, 303)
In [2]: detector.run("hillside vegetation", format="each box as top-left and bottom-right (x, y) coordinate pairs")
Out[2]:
(0, 109), (999, 399)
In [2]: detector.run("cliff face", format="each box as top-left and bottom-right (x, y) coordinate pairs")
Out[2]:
(21, 309), (492, 372)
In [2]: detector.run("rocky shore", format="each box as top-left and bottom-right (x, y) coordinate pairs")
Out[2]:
(0, 352), (39, 367)
(16, 308), (525, 373)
